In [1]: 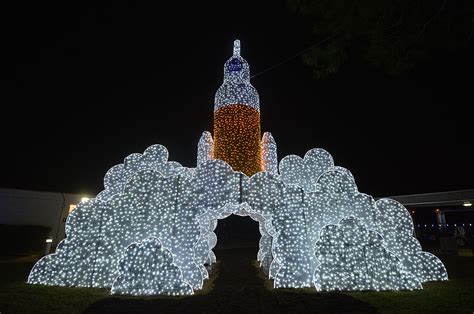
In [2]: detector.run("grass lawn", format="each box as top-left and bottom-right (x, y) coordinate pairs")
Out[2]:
(348, 255), (474, 313)
(0, 255), (107, 313)
(257, 254), (474, 313)
(0, 256), (219, 313)
(0, 250), (473, 313)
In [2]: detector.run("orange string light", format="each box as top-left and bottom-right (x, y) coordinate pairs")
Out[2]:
(213, 104), (262, 176)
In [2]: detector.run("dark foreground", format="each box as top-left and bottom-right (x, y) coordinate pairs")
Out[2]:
(84, 247), (375, 314)
(1, 247), (473, 313)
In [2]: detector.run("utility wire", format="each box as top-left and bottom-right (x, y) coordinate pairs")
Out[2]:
(250, 32), (339, 79)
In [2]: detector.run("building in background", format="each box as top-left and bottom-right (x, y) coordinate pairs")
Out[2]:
(384, 189), (474, 249)
(0, 188), (93, 245)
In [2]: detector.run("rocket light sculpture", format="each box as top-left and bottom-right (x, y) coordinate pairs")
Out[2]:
(27, 40), (448, 296)
(200, 40), (277, 176)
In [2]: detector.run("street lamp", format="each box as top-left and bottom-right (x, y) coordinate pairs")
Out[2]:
(45, 238), (53, 255)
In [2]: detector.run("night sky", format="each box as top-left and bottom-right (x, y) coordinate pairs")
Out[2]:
(1, 1), (472, 198)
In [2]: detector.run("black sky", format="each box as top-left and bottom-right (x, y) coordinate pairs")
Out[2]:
(1, 1), (472, 197)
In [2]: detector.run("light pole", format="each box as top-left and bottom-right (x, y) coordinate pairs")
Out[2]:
(45, 238), (53, 255)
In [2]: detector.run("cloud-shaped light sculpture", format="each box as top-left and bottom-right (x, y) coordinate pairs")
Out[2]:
(111, 237), (193, 296)
(315, 217), (422, 291)
(27, 39), (448, 295)
(28, 142), (448, 295)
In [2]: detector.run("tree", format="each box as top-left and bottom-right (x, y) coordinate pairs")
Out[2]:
(288, 0), (473, 77)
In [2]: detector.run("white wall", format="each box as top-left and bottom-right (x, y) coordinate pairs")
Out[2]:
(0, 188), (94, 244)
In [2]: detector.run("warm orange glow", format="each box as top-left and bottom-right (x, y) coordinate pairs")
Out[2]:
(213, 104), (262, 176)
(69, 204), (76, 213)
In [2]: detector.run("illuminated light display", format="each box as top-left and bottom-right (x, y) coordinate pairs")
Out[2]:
(247, 151), (447, 289)
(374, 199), (448, 282)
(28, 39), (448, 295)
(279, 148), (334, 192)
(96, 144), (185, 202)
(197, 131), (214, 166)
(214, 40), (259, 112)
(28, 163), (205, 291)
(212, 40), (264, 176)
(197, 40), (277, 176)
(314, 217), (422, 291)
(261, 132), (278, 174)
(111, 237), (194, 296)
(27, 143), (448, 294)
(213, 104), (262, 176)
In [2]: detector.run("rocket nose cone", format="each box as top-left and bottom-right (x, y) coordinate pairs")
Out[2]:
(233, 39), (241, 56)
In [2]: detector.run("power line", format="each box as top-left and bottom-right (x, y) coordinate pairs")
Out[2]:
(250, 32), (339, 79)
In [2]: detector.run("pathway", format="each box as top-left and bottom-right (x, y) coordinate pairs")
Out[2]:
(84, 247), (375, 313)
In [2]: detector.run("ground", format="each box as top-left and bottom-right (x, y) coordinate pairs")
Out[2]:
(1, 247), (473, 313)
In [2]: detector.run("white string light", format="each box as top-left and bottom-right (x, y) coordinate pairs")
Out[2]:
(314, 217), (422, 291)
(111, 237), (193, 296)
(261, 132), (278, 174)
(28, 40), (448, 295)
(28, 143), (448, 294)
(214, 39), (260, 112)
(197, 131), (214, 166)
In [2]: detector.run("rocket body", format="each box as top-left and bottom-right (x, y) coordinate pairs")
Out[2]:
(214, 104), (262, 176)
(213, 40), (262, 176)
